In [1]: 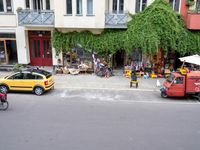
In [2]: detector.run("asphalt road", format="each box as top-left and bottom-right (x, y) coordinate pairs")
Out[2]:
(0, 89), (200, 150)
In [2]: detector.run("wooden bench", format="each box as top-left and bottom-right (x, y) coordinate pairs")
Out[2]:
(130, 80), (139, 88)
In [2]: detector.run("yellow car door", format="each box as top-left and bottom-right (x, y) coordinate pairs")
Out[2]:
(23, 73), (39, 91)
(6, 73), (25, 91)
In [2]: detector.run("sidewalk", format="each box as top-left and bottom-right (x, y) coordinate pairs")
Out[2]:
(54, 73), (164, 91)
(0, 70), (165, 91)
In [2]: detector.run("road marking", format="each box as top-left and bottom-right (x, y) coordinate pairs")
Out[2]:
(55, 86), (160, 92)
(58, 89), (199, 105)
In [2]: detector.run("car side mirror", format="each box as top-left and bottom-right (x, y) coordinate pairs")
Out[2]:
(173, 80), (177, 84)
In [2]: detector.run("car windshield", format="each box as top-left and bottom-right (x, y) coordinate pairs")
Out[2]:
(166, 74), (174, 83)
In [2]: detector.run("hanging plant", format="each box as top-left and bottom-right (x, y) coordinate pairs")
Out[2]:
(52, 0), (200, 57)
(186, 0), (195, 6)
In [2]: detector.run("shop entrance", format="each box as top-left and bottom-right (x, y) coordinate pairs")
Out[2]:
(29, 31), (52, 66)
(0, 34), (17, 65)
(113, 50), (125, 69)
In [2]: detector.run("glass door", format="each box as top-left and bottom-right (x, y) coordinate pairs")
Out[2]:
(112, 0), (124, 13)
(0, 40), (8, 64)
(33, 0), (43, 11)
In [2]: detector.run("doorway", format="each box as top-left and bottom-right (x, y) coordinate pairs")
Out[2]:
(0, 40), (7, 64)
(113, 49), (125, 69)
(33, 0), (43, 11)
(0, 39), (17, 65)
(29, 31), (52, 66)
(6, 40), (17, 64)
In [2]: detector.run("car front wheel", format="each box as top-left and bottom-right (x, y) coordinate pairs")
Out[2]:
(34, 87), (44, 96)
(161, 91), (168, 98)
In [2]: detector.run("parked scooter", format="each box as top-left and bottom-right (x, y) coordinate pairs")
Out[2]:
(0, 92), (8, 111)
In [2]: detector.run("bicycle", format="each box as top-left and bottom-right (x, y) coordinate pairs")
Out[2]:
(0, 92), (8, 111)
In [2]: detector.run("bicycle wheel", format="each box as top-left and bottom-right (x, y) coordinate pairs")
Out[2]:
(0, 101), (9, 111)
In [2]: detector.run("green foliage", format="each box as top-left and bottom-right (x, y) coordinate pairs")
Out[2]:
(52, 0), (200, 56)
(52, 29), (126, 56)
(186, 0), (195, 6)
(13, 63), (26, 71)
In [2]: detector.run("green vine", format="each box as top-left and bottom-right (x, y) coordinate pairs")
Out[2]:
(52, 0), (200, 57)
(186, 0), (195, 6)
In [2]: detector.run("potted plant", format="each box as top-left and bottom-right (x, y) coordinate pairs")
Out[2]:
(186, 0), (195, 6)
(16, 7), (22, 12)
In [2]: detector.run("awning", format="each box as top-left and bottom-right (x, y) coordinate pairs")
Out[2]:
(179, 54), (200, 66)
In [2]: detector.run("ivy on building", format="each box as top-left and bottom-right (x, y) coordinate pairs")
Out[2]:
(52, 0), (200, 57)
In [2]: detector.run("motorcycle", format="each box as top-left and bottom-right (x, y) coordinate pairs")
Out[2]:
(0, 92), (8, 111)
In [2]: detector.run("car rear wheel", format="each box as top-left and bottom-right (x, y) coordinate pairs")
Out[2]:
(0, 85), (8, 94)
(161, 91), (167, 98)
(34, 87), (44, 96)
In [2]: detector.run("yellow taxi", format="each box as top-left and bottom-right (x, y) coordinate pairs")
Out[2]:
(0, 68), (54, 95)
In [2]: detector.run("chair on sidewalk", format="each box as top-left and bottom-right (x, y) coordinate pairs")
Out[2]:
(130, 80), (139, 88)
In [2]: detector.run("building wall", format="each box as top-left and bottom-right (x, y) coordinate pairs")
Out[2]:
(0, 0), (189, 66)
(16, 26), (30, 64)
(0, 14), (16, 27)
(54, 0), (155, 29)
(54, 0), (105, 29)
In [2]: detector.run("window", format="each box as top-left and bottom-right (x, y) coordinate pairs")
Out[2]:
(169, 0), (180, 12)
(10, 73), (24, 80)
(46, 0), (50, 10)
(119, 0), (124, 13)
(35, 75), (43, 79)
(196, 0), (200, 12)
(66, 0), (72, 14)
(23, 73), (36, 80)
(87, 0), (93, 15)
(25, 0), (30, 9)
(0, 41), (6, 62)
(76, 0), (82, 15)
(0, 0), (4, 12)
(6, 0), (12, 12)
(23, 73), (43, 80)
(0, 33), (16, 38)
(174, 77), (183, 84)
(141, 0), (147, 11)
(33, 0), (43, 11)
(0, 0), (13, 12)
(135, 0), (147, 13)
(112, 0), (124, 14)
(112, 0), (117, 13)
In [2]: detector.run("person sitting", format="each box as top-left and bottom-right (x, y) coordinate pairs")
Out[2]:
(131, 70), (137, 81)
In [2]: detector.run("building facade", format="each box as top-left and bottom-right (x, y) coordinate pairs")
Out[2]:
(0, 0), (199, 66)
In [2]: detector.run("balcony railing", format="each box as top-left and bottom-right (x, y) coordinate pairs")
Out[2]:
(187, 12), (200, 29)
(105, 11), (128, 28)
(17, 9), (54, 26)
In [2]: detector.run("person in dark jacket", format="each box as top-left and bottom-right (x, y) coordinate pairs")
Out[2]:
(131, 70), (137, 81)
(130, 70), (138, 88)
